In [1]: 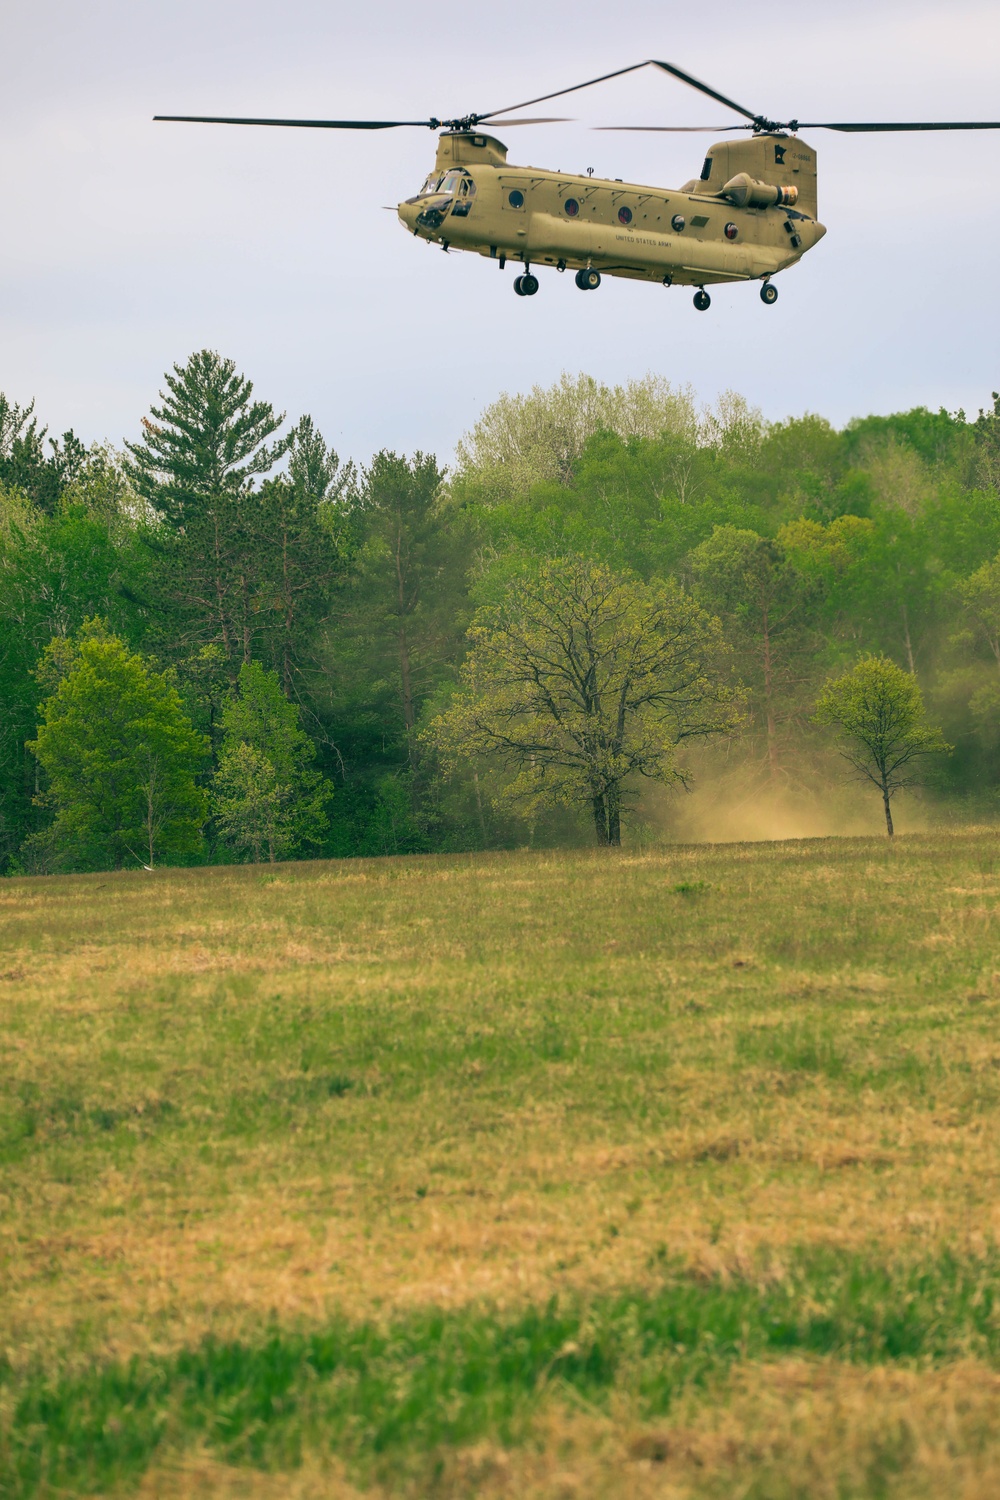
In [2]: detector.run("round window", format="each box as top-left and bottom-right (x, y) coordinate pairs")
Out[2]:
(564, 197), (579, 216)
(508, 189), (524, 208)
(618, 206), (632, 225)
(671, 214), (685, 232)
(724, 222), (739, 240)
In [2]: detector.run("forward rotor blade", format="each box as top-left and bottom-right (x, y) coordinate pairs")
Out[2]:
(649, 61), (759, 122)
(485, 116), (573, 125)
(154, 115), (434, 130)
(796, 119), (1000, 132)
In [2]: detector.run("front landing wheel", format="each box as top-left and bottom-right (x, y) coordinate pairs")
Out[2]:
(760, 282), (778, 305)
(693, 289), (711, 312)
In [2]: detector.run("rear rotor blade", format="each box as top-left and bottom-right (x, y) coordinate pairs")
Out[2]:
(649, 61), (759, 122)
(796, 119), (1000, 132)
(595, 124), (747, 133)
(478, 61), (654, 121)
(154, 115), (434, 130)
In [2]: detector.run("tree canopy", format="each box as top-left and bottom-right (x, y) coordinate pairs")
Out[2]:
(1, 359), (999, 867)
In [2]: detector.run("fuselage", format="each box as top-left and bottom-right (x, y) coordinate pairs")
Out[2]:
(397, 131), (826, 292)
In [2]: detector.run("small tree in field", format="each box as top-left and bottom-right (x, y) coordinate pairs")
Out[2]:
(427, 557), (738, 847)
(29, 627), (208, 869)
(814, 655), (950, 836)
(212, 661), (331, 861)
(213, 742), (291, 864)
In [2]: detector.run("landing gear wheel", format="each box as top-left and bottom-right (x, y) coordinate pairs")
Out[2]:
(760, 282), (778, 305)
(693, 289), (711, 312)
(513, 275), (525, 296)
(520, 273), (539, 296)
(575, 268), (601, 291)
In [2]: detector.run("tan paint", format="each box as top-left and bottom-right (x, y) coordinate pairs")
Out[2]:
(397, 130), (825, 292)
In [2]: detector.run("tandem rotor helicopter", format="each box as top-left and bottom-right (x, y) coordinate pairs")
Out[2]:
(156, 58), (1000, 311)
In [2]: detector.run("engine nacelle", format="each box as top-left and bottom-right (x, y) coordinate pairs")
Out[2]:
(722, 173), (799, 210)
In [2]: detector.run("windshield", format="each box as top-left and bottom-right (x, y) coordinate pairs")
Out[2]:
(418, 173), (441, 197)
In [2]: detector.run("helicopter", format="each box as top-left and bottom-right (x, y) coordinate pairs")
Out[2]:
(156, 59), (1000, 311)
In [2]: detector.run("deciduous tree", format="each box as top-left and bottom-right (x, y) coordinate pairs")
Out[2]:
(213, 661), (331, 860)
(814, 655), (950, 836)
(428, 558), (737, 847)
(28, 625), (208, 869)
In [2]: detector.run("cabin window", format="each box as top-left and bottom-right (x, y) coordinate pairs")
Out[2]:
(671, 214), (685, 232)
(564, 197), (579, 216)
(618, 206), (633, 225)
(507, 188), (525, 208)
(700, 156), (713, 181)
(724, 222), (739, 240)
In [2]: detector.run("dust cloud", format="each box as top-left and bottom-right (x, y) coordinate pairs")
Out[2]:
(639, 775), (937, 845)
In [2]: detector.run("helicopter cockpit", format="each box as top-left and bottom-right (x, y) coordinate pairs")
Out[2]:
(416, 169), (477, 215)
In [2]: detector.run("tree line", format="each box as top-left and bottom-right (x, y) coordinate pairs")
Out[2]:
(2, 356), (998, 871)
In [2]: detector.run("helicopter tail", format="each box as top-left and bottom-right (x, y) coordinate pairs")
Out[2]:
(699, 135), (818, 220)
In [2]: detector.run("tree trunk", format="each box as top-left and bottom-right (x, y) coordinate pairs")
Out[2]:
(394, 526), (416, 766)
(900, 597), (916, 675)
(607, 785), (621, 847)
(762, 608), (779, 780)
(282, 523), (294, 696)
(398, 625), (416, 767)
(593, 792), (609, 846)
(212, 509), (231, 657)
(882, 775), (894, 837)
(473, 768), (487, 842)
(241, 573), (252, 664)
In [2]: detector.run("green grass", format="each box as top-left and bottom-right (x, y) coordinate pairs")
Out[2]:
(4, 831), (1000, 1495)
(6, 1249), (1000, 1497)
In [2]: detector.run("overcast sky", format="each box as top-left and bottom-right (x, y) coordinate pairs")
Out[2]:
(2, 0), (999, 469)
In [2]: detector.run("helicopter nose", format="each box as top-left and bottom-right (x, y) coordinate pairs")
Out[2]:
(397, 200), (419, 232)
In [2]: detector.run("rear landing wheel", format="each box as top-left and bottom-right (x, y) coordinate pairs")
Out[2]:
(693, 289), (711, 312)
(575, 268), (601, 291)
(760, 282), (778, 305)
(513, 275), (525, 296)
(520, 273), (539, 296)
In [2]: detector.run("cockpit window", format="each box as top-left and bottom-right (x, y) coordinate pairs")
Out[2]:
(418, 170), (474, 204)
(451, 175), (477, 217)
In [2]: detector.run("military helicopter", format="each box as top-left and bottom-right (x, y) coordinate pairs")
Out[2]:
(156, 59), (1000, 311)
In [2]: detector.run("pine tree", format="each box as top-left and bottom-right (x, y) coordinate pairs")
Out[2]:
(126, 351), (290, 665)
(124, 350), (289, 524)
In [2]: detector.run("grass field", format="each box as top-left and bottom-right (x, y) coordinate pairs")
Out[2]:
(4, 831), (1000, 1497)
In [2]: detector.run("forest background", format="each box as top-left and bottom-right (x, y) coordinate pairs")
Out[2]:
(3, 352), (1000, 875)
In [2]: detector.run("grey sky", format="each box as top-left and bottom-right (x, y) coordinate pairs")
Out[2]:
(2, 0), (998, 469)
